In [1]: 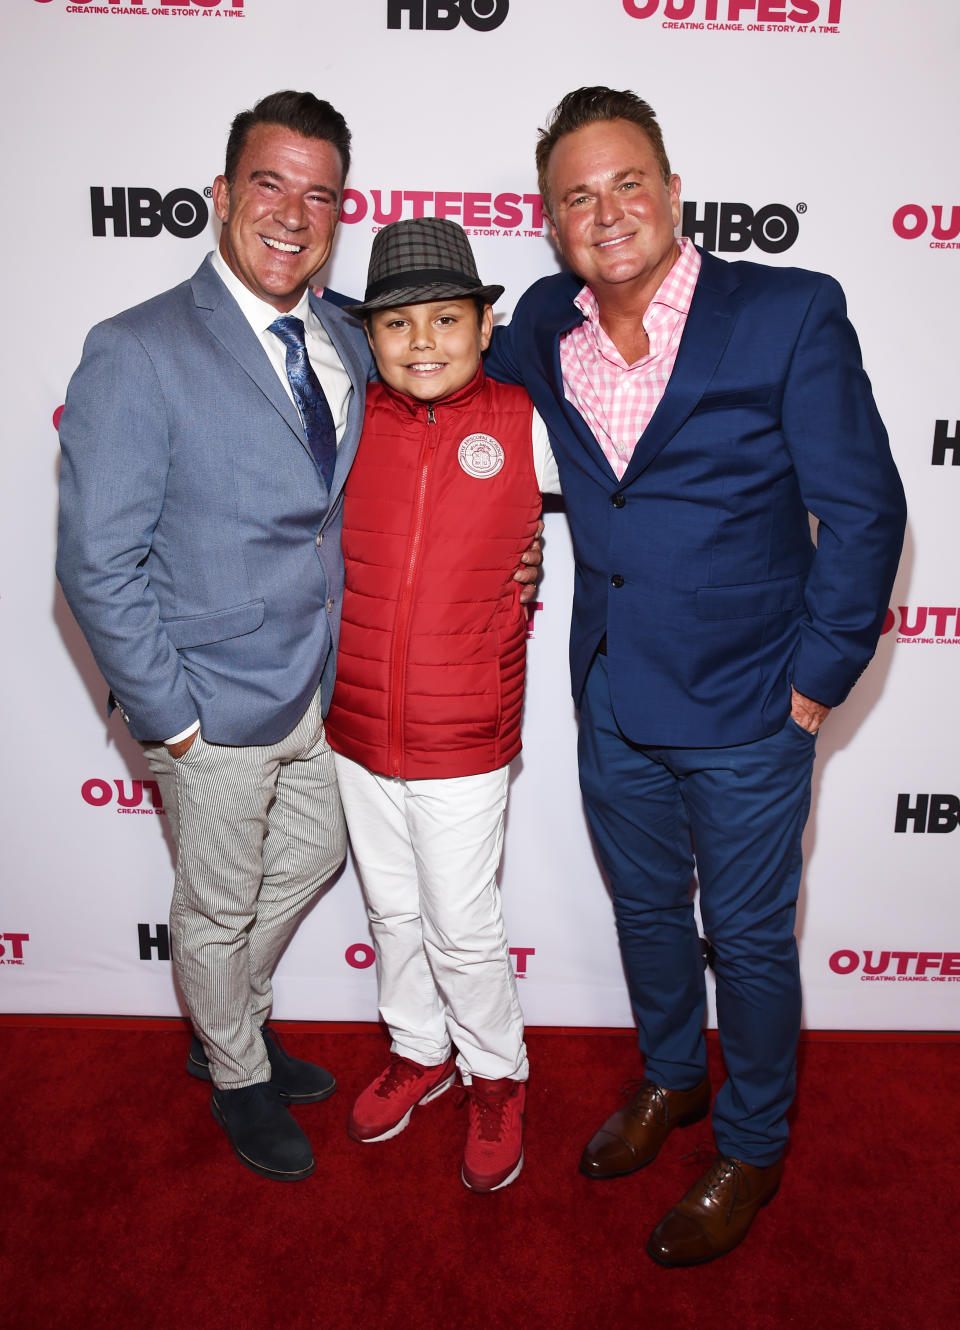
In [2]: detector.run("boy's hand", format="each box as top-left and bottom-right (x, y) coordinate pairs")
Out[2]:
(514, 520), (544, 604)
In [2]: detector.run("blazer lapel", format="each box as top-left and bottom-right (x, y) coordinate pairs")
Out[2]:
(621, 250), (741, 484)
(534, 284), (620, 484)
(190, 258), (307, 447)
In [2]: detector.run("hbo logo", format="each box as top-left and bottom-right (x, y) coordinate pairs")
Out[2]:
(681, 201), (801, 255)
(387, 0), (509, 31)
(90, 187), (209, 240)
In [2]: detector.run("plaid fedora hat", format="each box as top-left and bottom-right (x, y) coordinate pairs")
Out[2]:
(344, 217), (504, 316)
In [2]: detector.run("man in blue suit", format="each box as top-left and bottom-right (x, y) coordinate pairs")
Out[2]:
(56, 92), (373, 1182)
(486, 87), (906, 1264)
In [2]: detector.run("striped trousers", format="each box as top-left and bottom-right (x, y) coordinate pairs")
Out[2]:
(144, 685), (345, 1088)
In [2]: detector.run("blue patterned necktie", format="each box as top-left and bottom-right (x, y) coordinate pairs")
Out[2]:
(268, 315), (338, 490)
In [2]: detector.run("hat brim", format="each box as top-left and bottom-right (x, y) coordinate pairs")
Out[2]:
(343, 282), (504, 318)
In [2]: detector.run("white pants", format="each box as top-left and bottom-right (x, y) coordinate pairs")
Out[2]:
(334, 755), (528, 1083)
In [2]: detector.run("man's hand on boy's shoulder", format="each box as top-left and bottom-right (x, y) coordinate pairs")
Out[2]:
(514, 520), (544, 603)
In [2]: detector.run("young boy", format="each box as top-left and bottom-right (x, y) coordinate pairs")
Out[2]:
(325, 218), (559, 1192)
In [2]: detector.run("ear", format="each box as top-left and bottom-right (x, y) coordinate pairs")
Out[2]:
(669, 174), (682, 230)
(479, 304), (494, 352)
(212, 175), (230, 225)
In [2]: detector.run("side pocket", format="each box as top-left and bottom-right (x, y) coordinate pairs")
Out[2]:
(163, 599), (265, 648)
(696, 576), (804, 621)
(785, 714), (818, 741)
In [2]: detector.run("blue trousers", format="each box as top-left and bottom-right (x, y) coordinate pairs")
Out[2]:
(578, 654), (816, 1166)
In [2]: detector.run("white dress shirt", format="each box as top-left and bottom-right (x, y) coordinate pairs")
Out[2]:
(531, 410), (561, 496)
(211, 248), (354, 442)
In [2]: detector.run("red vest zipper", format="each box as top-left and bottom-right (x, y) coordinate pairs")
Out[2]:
(388, 403), (437, 776)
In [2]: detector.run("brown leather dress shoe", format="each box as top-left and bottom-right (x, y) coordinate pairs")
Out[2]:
(646, 1154), (784, 1266)
(579, 1076), (711, 1179)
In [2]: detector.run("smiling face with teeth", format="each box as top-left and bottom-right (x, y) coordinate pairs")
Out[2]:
(212, 122), (344, 312)
(544, 117), (681, 313)
(367, 299), (494, 403)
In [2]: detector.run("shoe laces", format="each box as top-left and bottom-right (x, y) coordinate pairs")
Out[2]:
(261, 1024), (286, 1054)
(375, 1055), (423, 1099)
(680, 1141), (714, 1168)
(698, 1155), (746, 1221)
(621, 1078), (668, 1124)
(464, 1082), (514, 1142)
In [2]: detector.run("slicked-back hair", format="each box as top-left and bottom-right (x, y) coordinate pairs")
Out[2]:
(536, 87), (672, 214)
(224, 90), (352, 188)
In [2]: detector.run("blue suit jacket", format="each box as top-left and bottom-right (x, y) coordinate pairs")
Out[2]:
(57, 256), (372, 745)
(486, 249), (906, 747)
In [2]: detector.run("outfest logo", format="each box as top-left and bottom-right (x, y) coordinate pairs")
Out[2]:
(892, 205), (960, 251)
(81, 778), (165, 814)
(880, 606), (960, 646)
(829, 949), (960, 983)
(0, 934), (30, 968)
(340, 187), (544, 239)
(622, 0), (842, 31)
(52, 1), (244, 17)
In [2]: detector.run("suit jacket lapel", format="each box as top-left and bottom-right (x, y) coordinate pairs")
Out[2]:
(621, 250), (740, 484)
(190, 257), (308, 448)
(535, 283), (621, 483)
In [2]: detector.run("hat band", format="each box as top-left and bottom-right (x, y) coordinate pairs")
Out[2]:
(363, 266), (482, 301)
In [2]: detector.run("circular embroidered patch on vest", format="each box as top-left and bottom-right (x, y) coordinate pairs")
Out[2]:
(458, 433), (505, 478)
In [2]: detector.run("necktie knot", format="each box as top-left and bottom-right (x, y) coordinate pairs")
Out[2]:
(268, 315), (308, 352)
(268, 315), (337, 489)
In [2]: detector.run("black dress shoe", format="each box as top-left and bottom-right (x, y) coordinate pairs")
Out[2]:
(210, 1082), (315, 1181)
(646, 1154), (783, 1266)
(579, 1076), (711, 1179)
(188, 1026), (336, 1103)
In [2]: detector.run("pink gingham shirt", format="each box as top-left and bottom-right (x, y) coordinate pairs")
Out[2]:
(559, 237), (701, 479)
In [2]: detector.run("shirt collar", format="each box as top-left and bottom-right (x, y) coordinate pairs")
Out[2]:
(211, 247), (313, 335)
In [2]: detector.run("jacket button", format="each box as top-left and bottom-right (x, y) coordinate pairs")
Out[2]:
(315, 532), (323, 547)
(326, 597), (335, 612)
(611, 574), (624, 588)
(611, 493), (625, 508)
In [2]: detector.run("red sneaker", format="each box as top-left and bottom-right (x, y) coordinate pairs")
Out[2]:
(462, 1076), (526, 1192)
(348, 1053), (456, 1143)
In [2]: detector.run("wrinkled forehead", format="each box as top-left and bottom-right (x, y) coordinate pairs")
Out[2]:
(233, 124), (346, 193)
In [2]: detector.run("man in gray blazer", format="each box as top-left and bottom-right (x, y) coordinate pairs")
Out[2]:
(56, 92), (372, 1182)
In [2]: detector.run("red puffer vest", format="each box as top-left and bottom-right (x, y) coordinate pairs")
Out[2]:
(325, 366), (542, 779)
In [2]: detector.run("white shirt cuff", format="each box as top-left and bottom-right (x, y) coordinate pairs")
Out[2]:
(165, 720), (200, 745)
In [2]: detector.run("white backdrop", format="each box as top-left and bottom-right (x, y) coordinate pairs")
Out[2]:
(3, 0), (957, 1030)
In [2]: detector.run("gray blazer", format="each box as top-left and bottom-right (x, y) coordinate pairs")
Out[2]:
(56, 256), (372, 746)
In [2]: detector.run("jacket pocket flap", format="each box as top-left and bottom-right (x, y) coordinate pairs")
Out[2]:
(696, 577), (803, 621)
(163, 599), (265, 648)
(696, 386), (776, 412)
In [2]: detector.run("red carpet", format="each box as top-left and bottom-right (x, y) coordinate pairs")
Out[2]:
(2, 1020), (957, 1329)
